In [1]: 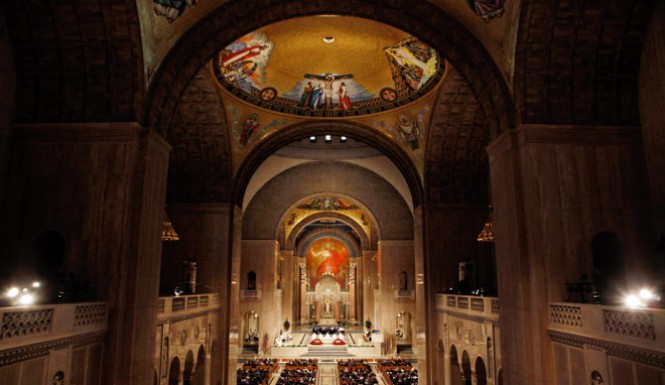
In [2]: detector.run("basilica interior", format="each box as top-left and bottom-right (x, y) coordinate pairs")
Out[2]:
(0, 1), (664, 385)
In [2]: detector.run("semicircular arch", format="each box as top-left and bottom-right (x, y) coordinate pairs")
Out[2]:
(235, 120), (422, 208)
(145, 0), (515, 155)
(284, 211), (373, 252)
(242, 160), (413, 240)
(294, 227), (362, 259)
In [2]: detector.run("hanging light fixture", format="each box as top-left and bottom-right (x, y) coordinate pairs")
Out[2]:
(162, 206), (180, 241)
(477, 206), (495, 242)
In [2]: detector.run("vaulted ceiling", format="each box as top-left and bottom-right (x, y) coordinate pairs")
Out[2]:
(1, 0), (658, 206)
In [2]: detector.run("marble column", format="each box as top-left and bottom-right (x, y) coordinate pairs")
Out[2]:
(299, 262), (308, 324)
(486, 125), (651, 385)
(349, 262), (357, 322)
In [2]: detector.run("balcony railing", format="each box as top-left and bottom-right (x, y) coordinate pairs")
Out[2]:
(435, 294), (499, 321)
(157, 293), (220, 320)
(0, 302), (107, 351)
(548, 302), (665, 353)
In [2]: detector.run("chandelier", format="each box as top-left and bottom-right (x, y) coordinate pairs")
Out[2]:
(476, 206), (495, 242)
(162, 207), (180, 241)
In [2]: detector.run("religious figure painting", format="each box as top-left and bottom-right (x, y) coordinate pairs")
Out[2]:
(306, 238), (350, 289)
(467, 0), (505, 22)
(153, 0), (197, 23)
(212, 25), (444, 117)
(227, 103), (287, 151)
(218, 32), (274, 94)
(384, 37), (439, 95)
(297, 196), (359, 211)
(283, 73), (374, 110)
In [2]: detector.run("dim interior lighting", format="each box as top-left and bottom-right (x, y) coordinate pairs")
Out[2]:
(162, 206), (180, 241)
(477, 206), (495, 242)
(323, 36), (335, 43)
(6, 287), (19, 298)
(32, 281), (41, 288)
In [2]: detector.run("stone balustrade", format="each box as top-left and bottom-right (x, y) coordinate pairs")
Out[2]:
(435, 294), (499, 321)
(157, 293), (220, 320)
(548, 302), (665, 354)
(0, 302), (107, 352)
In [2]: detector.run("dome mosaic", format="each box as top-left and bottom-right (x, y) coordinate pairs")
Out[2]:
(212, 16), (444, 118)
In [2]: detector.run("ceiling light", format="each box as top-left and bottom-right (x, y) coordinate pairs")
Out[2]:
(325, 135), (332, 142)
(323, 36), (335, 43)
(310, 136), (317, 142)
(341, 136), (347, 142)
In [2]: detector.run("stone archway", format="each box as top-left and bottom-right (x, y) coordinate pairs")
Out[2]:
(475, 357), (487, 385)
(450, 345), (463, 385)
(192, 345), (206, 385)
(168, 357), (180, 385)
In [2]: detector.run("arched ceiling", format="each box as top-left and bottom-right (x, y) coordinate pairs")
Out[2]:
(242, 161), (413, 241)
(1, 0), (659, 210)
(2, 0), (144, 122)
(212, 16), (444, 118)
(514, 0), (657, 125)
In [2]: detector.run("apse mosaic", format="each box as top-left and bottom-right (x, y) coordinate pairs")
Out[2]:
(305, 237), (350, 290)
(212, 16), (444, 117)
(283, 196), (372, 243)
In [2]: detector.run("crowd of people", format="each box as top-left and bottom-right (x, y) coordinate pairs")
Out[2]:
(237, 358), (279, 385)
(236, 368), (272, 385)
(339, 367), (378, 385)
(242, 358), (278, 368)
(337, 359), (370, 369)
(275, 368), (317, 385)
(284, 359), (318, 369)
(311, 325), (344, 335)
(383, 368), (419, 385)
(377, 359), (412, 368)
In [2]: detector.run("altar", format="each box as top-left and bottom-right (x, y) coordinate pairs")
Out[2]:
(303, 274), (350, 324)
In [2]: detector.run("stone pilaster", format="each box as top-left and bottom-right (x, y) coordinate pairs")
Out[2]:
(2, 123), (170, 385)
(486, 125), (651, 385)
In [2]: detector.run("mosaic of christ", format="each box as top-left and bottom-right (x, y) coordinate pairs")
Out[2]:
(305, 237), (350, 290)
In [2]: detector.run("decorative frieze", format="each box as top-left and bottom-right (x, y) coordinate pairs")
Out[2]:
(73, 304), (107, 328)
(549, 330), (665, 370)
(1, 309), (53, 340)
(0, 332), (105, 367)
(549, 305), (583, 327)
(603, 310), (655, 340)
